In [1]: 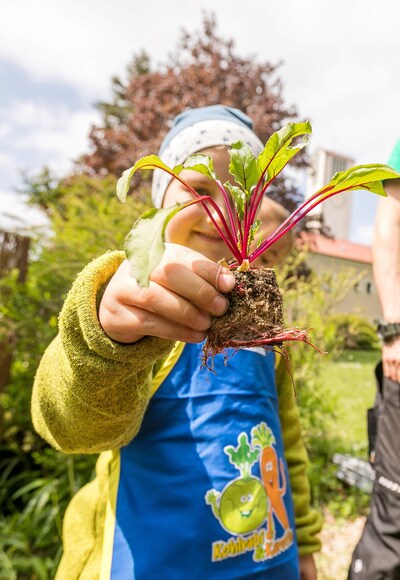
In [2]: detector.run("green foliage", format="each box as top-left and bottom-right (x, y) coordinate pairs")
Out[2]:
(0, 448), (96, 579)
(326, 313), (380, 351)
(277, 252), (377, 518)
(0, 173), (149, 576)
(118, 121), (399, 286)
(125, 205), (186, 286)
(258, 121), (311, 183)
(225, 433), (259, 478)
(117, 122), (314, 279)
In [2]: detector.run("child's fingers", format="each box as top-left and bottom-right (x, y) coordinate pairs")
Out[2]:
(99, 247), (236, 344)
(162, 243), (235, 291)
(150, 264), (229, 317)
(110, 254), (231, 318)
(152, 243), (235, 309)
(100, 301), (207, 344)
(122, 281), (213, 331)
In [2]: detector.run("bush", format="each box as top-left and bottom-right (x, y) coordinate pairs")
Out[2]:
(277, 252), (374, 517)
(0, 173), (149, 576)
(0, 448), (96, 579)
(326, 313), (380, 351)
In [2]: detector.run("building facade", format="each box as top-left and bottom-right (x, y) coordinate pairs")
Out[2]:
(306, 148), (355, 240)
(302, 234), (381, 322)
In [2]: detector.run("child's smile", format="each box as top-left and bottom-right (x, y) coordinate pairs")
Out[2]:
(163, 147), (236, 263)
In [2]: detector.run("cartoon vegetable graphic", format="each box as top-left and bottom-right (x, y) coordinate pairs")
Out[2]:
(251, 422), (289, 541)
(117, 121), (400, 359)
(205, 432), (268, 535)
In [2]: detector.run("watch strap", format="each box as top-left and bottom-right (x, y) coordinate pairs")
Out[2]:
(377, 321), (400, 342)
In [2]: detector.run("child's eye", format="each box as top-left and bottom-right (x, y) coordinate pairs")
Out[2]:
(195, 188), (210, 197)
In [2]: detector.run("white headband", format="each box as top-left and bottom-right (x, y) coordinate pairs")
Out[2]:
(151, 119), (264, 208)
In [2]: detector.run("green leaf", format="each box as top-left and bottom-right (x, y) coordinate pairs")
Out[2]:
(315, 164), (400, 198)
(124, 204), (186, 287)
(182, 153), (217, 180)
(251, 422), (276, 449)
(116, 155), (176, 202)
(228, 141), (261, 194)
(224, 182), (246, 220)
(257, 121), (312, 183)
(248, 219), (261, 246)
(225, 433), (259, 471)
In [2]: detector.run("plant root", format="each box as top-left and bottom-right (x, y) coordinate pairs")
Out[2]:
(201, 266), (326, 369)
(201, 326), (324, 369)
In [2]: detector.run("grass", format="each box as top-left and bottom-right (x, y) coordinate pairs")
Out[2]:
(304, 348), (381, 520)
(315, 349), (382, 579)
(321, 349), (381, 450)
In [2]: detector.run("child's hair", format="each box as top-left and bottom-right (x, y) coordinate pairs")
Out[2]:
(151, 105), (264, 208)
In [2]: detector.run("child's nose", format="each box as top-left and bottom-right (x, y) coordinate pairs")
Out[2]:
(206, 193), (230, 226)
(206, 204), (227, 228)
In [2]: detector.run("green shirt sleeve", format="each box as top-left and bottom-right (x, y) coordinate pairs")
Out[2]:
(275, 354), (323, 555)
(31, 251), (174, 454)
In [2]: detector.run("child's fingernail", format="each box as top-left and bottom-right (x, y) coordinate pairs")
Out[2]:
(218, 270), (235, 292)
(196, 313), (211, 330)
(212, 295), (229, 315)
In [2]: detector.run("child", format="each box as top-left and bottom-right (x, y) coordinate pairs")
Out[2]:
(32, 105), (322, 579)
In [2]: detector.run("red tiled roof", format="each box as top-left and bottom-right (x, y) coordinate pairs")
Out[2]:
(298, 233), (372, 264)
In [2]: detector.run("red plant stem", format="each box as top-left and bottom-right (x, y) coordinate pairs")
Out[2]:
(215, 179), (242, 248)
(248, 185), (357, 264)
(247, 134), (303, 229)
(185, 197), (242, 261)
(247, 177), (270, 228)
(214, 178), (245, 254)
(241, 200), (251, 260)
(142, 161), (243, 261)
(196, 193), (242, 262)
(237, 172), (281, 264)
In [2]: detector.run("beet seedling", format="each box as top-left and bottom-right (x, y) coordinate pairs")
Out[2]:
(117, 121), (400, 358)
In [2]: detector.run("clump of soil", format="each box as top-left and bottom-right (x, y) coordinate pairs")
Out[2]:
(203, 266), (311, 363)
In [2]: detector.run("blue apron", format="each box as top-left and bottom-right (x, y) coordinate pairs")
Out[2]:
(110, 343), (299, 579)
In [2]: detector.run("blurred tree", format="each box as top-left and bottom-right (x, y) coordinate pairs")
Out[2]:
(1, 172), (148, 450)
(0, 173), (148, 576)
(78, 13), (308, 212)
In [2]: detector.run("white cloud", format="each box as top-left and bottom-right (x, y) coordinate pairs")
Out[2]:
(9, 102), (98, 155)
(0, 100), (100, 178)
(0, 0), (399, 238)
(2, 0), (399, 109)
(0, 0), (177, 98)
(0, 123), (11, 139)
(0, 151), (14, 167)
(0, 190), (49, 233)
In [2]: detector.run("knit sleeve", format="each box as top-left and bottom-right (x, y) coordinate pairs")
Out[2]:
(275, 353), (323, 555)
(31, 251), (174, 454)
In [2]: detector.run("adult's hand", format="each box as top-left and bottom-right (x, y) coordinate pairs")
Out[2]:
(382, 335), (400, 383)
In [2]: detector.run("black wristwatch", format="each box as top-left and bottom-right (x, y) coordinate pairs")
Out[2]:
(377, 321), (400, 342)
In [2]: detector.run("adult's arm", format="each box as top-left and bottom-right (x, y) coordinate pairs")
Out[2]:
(372, 178), (400, 382)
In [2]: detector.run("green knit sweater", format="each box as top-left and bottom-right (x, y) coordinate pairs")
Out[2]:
(32, 251), (322, 578)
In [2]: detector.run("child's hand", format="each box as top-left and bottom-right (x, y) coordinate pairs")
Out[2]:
(99, 243), (235, 344)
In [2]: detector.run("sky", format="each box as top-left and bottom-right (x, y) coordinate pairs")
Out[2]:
(0, 0), (399, 243)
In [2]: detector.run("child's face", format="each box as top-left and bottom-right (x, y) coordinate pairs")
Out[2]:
(163, 147), (235, 263)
